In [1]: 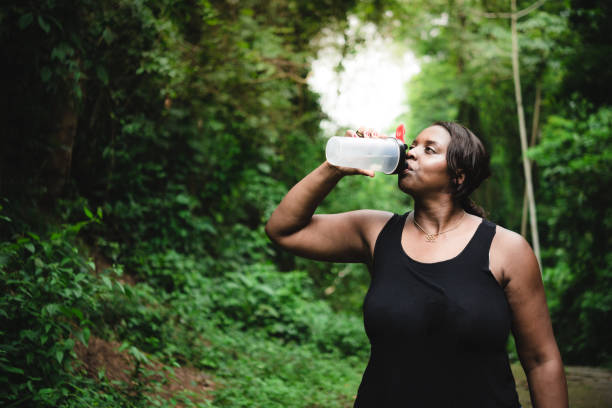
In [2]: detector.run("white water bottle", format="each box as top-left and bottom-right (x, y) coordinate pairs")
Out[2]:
(325, 125), (407, 174)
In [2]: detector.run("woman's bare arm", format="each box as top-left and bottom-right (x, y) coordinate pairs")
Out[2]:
(265, 160), (391, 264)
(495, 228), (568, 408)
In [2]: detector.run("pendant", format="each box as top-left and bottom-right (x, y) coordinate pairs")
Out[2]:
(425, 234), (437, 242)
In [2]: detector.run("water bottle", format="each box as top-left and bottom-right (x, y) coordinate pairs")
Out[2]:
(325, 124), (408, 174)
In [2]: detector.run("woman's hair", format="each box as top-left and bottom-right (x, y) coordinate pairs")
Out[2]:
(433, 121), (491, 218)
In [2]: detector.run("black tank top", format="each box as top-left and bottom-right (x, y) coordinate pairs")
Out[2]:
(355, 213), (521, 407)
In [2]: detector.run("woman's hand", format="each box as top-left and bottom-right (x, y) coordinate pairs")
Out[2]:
(326, 126), (388, 178)
(265, 124), (394, 265)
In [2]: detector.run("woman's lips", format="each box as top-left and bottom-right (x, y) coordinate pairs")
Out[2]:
(401, 164), (414, 175)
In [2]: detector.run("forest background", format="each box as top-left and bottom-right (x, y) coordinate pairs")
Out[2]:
(1, 0), (610, 407)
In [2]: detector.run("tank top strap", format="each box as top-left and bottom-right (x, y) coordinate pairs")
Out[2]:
(372, 213), (404, 260)
(373, 213), (497, 268)
(464, 218), (497, 268)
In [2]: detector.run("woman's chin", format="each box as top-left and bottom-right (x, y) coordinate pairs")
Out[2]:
(397, 178), (414, 195)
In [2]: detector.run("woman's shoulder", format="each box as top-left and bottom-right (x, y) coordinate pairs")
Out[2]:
(491, 223), (532, 253)
(349, 209), (396, 231)
(490, 223), (539, 283)
(346, 209), (396, 221)
(345, 209), (396, 249)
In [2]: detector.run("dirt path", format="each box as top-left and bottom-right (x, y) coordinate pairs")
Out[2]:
(512, 363), (612, 408)
(75, 336), (214, 406)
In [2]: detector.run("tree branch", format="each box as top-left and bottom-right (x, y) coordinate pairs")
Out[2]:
(479, 0), (546, 19)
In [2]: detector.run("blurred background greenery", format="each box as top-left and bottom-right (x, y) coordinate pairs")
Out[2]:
(1, 0), (610, 407)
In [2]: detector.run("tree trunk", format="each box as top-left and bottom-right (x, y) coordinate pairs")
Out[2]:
(521, 79), (542, 237)
(44, 104), (77, 203)
(511, 0), (541, 268)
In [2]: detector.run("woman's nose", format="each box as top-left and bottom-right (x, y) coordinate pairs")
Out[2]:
(407, 147), (417, 161)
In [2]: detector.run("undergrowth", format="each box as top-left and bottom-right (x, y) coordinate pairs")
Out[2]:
(0, 204), (368, 407)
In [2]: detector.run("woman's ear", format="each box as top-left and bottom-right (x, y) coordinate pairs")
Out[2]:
(455, 170), (465, 186)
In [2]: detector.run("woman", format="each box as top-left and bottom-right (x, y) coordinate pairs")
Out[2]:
(265, 122), (568, 407)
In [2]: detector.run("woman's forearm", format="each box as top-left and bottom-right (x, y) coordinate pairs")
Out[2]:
(265, 161), (343, 240)
(525, 358), (568, 408)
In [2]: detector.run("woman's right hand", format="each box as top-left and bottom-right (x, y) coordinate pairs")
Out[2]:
(266, 124), (394, 264)
(325, 126), (388, 178)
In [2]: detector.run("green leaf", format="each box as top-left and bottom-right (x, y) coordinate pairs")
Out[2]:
(71, 307), (84, 321)
(0, 364), (24, 375)
(257, 163), (271, 174)
(116, 281), (125, 295)
(27, 232), (40, 241)
(101, 275), (113, 290)
(18, 13), (33, 29)
(34, 257), (44, 269)
(55, 350), (64, 364)
(38, 16), (50, 33)
(84, 206), (93, 219)
(96, 66), (109, 85)
(82, 327), (91, 345)
(129, 346), (150, 364)
(40, 67), (53, 82)
(101, 27), (114, 44)
(24, 243), (35, 253)
(257, 284), (275, 296)
(199, 357), (218, 369)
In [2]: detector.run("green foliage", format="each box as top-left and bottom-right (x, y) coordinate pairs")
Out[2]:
(0, 207), (367, 406)
(210, 329), (362, 408)
(2, 0), (612, 405)
(1, 0), (380, 403)
(562, 0), (612, 106)
(0, 212), (114, 406)
(530, 104), (612, 365)
(208, 265), (368, 356)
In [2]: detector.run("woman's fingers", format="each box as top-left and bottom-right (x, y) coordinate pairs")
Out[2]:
(337, 127), (378, 177)
(354, 126), (386, 138)
(361, 169), (375, 178)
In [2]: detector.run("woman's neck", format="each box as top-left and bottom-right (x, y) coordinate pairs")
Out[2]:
(412, 198), (465, 234)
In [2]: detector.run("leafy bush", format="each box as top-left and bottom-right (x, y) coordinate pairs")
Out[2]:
(0, 211), (118, 406)
(530, 104), (612, 365)
(167, 262), (369, 358)
(208, 328), (363, 408)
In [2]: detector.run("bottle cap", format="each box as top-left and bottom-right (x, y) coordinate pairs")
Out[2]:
(395, 123), (406, 143)
(392, 124), (407, 174)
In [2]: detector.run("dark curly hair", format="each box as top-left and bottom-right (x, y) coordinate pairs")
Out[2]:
(433, 121), (491, 217)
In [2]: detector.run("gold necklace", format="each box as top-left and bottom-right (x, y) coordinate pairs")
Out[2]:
(412, 211), (467, 242)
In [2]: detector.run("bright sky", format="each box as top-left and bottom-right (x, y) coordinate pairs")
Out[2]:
(308, 19), (420, 136)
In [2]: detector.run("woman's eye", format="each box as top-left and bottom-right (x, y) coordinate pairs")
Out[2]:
(425, 147), (434, 153)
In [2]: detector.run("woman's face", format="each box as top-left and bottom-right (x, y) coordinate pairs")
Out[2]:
(398, 125), (454, 196)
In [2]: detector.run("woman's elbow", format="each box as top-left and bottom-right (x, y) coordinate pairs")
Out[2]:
(517, 343), (564, 373)
(264, 219), (279, 243)
(265, 217), (288, 246)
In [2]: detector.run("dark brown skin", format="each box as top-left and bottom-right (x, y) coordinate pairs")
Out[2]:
(265, 125), (568, 407)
